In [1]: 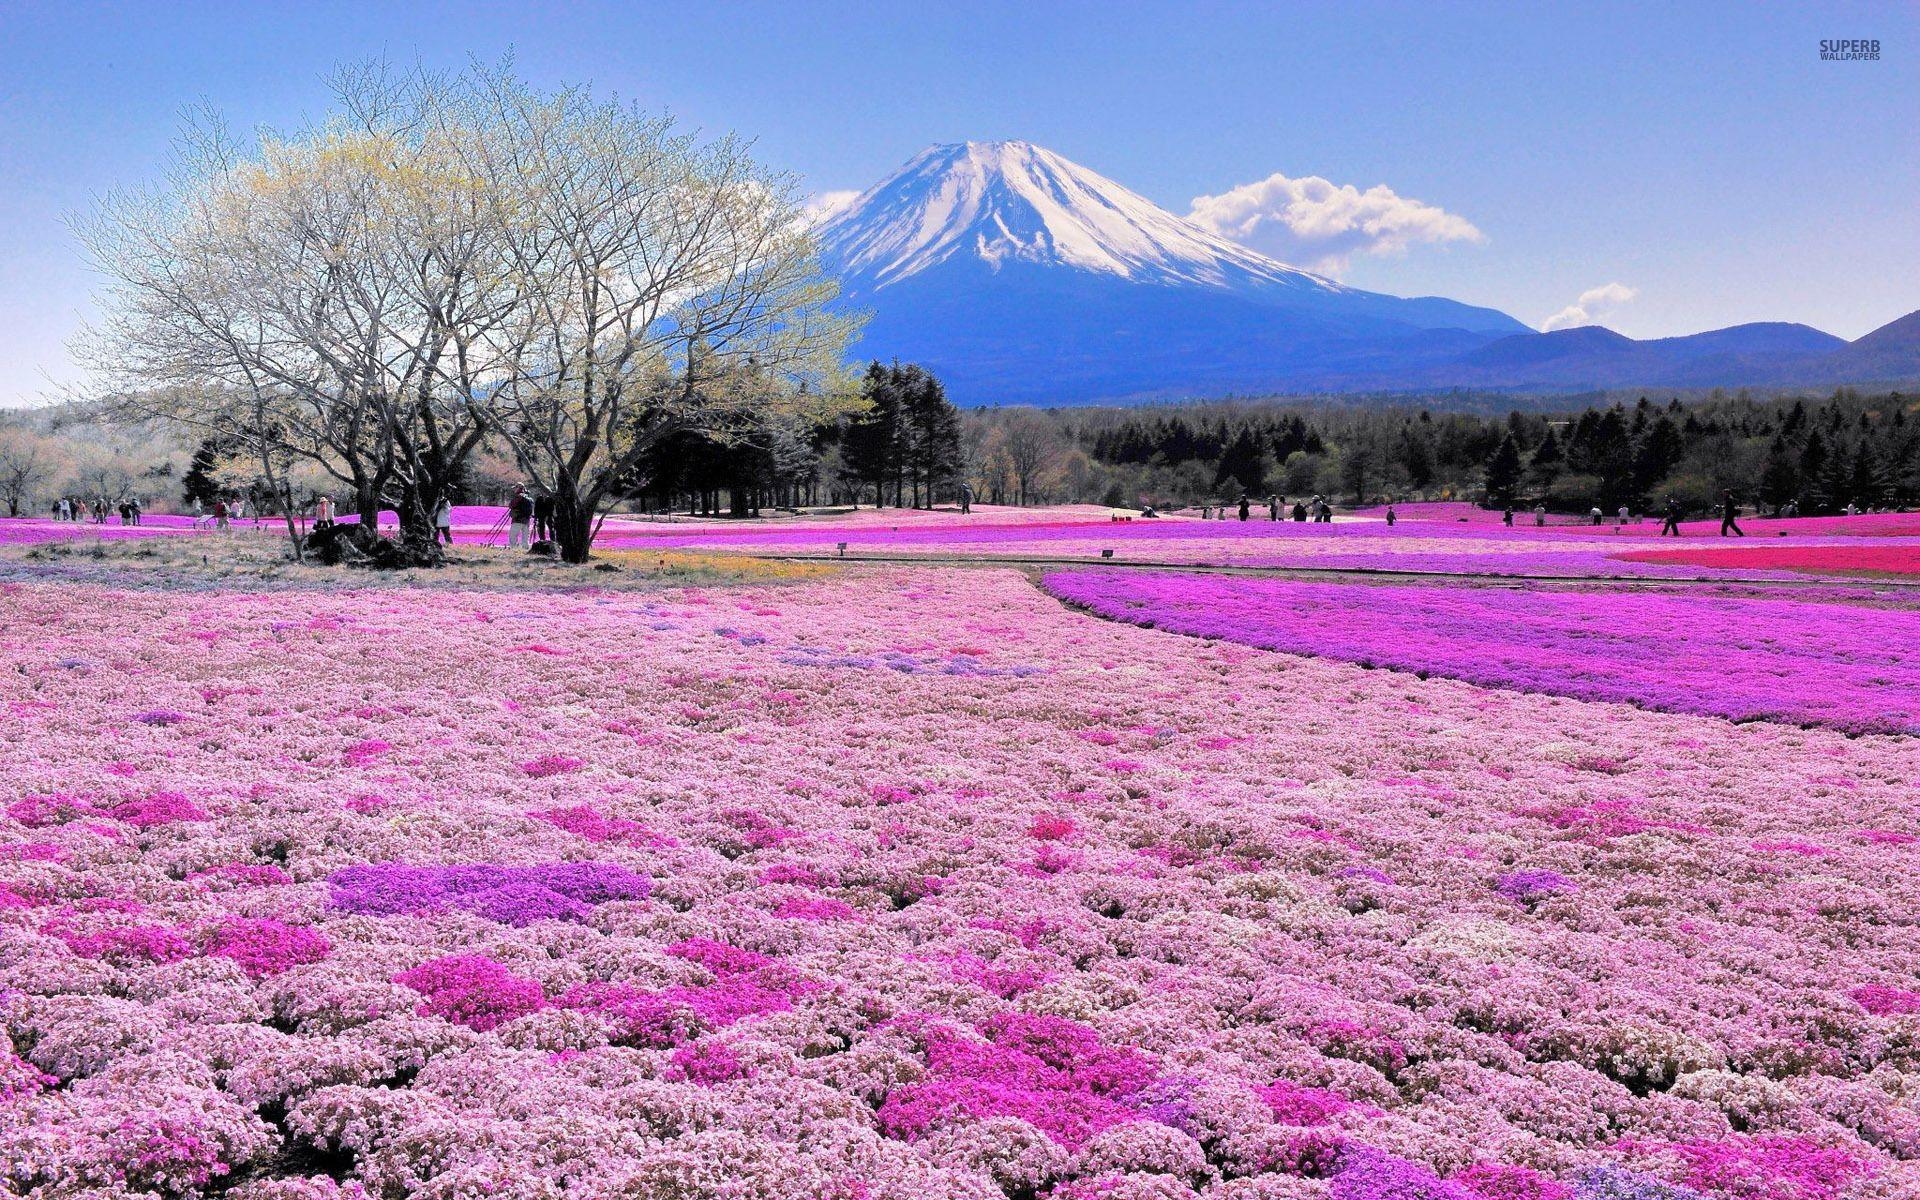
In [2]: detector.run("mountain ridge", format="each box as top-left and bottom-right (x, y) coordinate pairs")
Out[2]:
(818, 141), (1920, 404)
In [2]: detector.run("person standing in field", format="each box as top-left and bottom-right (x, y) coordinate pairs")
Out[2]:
(129, 497), (142, 525)
(1385, 503), (1397, 527)
(433, 497), (454, 545)
(533, 491), (555, 541)
(1589, 506), (1603, 526)
(959, 482), (973, 515)
(1533, 503), (1546, 527)
(314, 495), (334, 532)
(1502, 504), (1514, 527)
(1268, 495), (1280, 521)
(213, 498), (229, 531)
(1660, 497), (1683, 536)
(1238, 496), (1250, 521)
(1617, 504), (1630, 526)
(1292, 500), (1307, 522)
(1719, 491), (1744, 537)
(508, 485), (534, 549)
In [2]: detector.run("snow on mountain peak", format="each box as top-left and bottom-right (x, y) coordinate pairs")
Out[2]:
(817, 140), (1340, 294)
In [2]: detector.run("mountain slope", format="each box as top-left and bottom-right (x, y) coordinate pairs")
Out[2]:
(1808, 310), (1920, 384)
(819, 141), (1332, 294)
(817, 141), (1529, 403)
(816, 141), (1913, 402)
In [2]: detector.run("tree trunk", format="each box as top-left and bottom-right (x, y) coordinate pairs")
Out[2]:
(256, 446), (303, 564)
(395, 487), (444, 567)
(353, 481), (382, 548)
(553, 488), (595, 564)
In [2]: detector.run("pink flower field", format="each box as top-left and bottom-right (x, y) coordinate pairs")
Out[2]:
(4, 550), (1920, 1199)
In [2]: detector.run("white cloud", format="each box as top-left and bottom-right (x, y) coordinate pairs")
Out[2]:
(1186, 172), (1484, 275)
(803, 189), (861, 226)
(1541, 282), (1637, 331)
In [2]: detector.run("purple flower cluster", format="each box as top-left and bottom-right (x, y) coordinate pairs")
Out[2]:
(326, 861), (652, 925)
(1495, 869), (1576, 905)
(1043, 569), (1920, 734)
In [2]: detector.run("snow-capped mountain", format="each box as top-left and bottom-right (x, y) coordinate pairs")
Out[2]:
(815, 142), (1910, 403)
(818, 141), (1337, 295)
(815, 141), (1530, 404)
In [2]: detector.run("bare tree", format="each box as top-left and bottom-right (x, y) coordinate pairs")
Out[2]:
(451, 67), (863, 561)
(76, 60), (859, 565)
(1000, 410), (1064, 506)
(76, 66), (527, 563)
(0, 429), (58, 517)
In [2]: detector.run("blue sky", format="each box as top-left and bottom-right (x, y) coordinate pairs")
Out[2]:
(1, 1), (1914, 405)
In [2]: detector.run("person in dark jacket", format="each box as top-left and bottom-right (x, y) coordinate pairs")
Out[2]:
(1719, 491), (1744, 538)
(1660, 497), (1683, 536)
(1292, 501), (1308, 522)
(532, 491), (554, 542)
(1237, 496), (1251, 521)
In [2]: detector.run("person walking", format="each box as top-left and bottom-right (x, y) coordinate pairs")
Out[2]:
(1660, 496), (1683, 537)
(1719, 491), (1744, 538)
(129, 497), (142, 526)
(1237, 495), (1251, 522)
(213, 497), (229, 531)
(433, 496), (454, 545)
(1502, 504), (1514, 527)
(508, 485), (534, 549)
(959, 482), (973, 515)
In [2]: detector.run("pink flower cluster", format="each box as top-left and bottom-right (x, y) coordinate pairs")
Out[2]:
(3, 565), (1918, 1198)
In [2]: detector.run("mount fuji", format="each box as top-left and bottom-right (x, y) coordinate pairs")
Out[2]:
(814, 141), (1530, 404)
(816, 142), (1919, 403)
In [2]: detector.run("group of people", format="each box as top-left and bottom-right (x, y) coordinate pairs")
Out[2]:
(51, 496), (140, 524)
(1655, 491), (1748, 537)
(1492, 492), (1753, 537)
(506, 485), (559, 549)
(191, 495), (251, 530)
(1197, 495), (1336, 523)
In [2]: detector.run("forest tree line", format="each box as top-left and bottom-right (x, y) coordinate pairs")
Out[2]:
(7, 385), (1916, 522)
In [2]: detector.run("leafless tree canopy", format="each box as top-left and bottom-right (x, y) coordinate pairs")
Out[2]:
(75, 59), (861, 563)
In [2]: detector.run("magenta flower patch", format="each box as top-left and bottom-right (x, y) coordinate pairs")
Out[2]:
(326, 862), (651, 925)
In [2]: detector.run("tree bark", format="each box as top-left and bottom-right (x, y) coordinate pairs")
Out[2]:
(553, 486), (595, 564)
